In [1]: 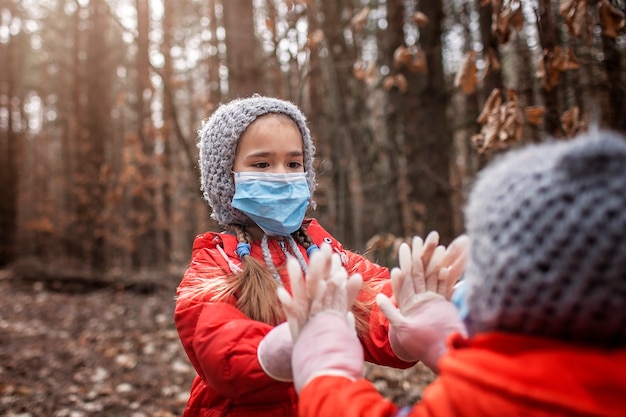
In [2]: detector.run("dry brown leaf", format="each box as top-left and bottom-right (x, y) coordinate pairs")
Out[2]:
(307, 29), (324, 48)
(351, 7), (371, 32)
(537, 47), (577, 91)
(412, 11), (429, 27)
(393, 45), (412, 69)
(477, 88), (502, 124)
(509, 6), (525, 31)
(394, 74), (408, 93)
(382, 74), (408, 93)
(492, 0), (523, 43)
(383, 75), (396, 91)
(353, 60), (378, 85)
(560, 0), (593, 42)
(524, 106), (546, 126)
(393, 46), (427, 73)
(598, 0), (625, 38)
(561, 106), (588, 138)
(473, 88), (525, 154)
(499, 89), (524, 142)
(407, 47), (427, 74)
(455, 51), (479, 94)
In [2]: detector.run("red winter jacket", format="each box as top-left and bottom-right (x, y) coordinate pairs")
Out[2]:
(174, 219), (412, 417)
(299, 332), (626, 417)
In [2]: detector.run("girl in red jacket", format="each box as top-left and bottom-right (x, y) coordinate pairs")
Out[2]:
(174, 95), (468, 417)
(287, 130), (626, 417)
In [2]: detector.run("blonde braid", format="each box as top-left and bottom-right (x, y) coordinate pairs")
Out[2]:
(229, 225), (285, 326)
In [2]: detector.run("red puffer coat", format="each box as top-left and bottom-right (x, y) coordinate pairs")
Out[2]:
(174, 219), (412, 417)
(298, 332), (626, 417)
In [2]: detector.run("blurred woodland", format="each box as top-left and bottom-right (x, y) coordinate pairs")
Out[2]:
(1, 0), (625, 277)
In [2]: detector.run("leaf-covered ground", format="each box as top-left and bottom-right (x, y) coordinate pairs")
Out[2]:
(0, 269), (435, 417)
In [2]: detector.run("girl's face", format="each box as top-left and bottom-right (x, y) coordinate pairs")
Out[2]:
(233, 114), (305, 174)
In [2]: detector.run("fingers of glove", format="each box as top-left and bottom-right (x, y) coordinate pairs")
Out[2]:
(439, 235), (470, 272)
(309, 280), (328, 317)
(330, 251), (343, 276)
(391, 267), (415, 310)
(324, 268), (349, 312)
(346, 311), (357, 333)
(444, 236), (470, 285)
(398, 242), (412, 277)
(376, 293), (405, 327)
(436, 266), (450, 298)
(421, 231), (440, 269)
(425, 245), (445, 292)
(411, 236), (424, 269)
(286, 257), (307, 307)
(277, 286), (303, 340)
(345, 273), (363, 311)
(306, 244), (333, 296)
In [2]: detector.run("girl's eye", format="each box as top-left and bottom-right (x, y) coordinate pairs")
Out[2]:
(253, 162), (270, 168)
(287, 161), (303, 169)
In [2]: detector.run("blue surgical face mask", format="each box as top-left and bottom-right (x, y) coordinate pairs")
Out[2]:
(232, 172), (311, 236)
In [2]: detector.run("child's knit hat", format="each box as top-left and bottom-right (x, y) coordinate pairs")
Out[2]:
(463, 129), (626, 346)
(198, 95), (316, 226)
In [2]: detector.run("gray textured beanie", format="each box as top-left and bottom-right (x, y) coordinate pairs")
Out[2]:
(464, 129), (626, 346)
(198, 95), (316, 226)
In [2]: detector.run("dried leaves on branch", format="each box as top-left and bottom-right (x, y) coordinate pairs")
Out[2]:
(561, 106), (588, 137)
(560, 0), (625, 42)
(488, 0), (525, 43)
(472, 88), (524, 154)
(536, 47), (580, 91)
(473, 89), (589, 154)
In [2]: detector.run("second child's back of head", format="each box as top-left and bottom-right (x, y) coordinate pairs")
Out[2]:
(463, 129), (626, 346)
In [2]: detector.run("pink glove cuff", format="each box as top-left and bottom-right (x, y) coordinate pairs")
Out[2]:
(292, 312), (364, 393)
(257, 322), (294, 382)
(388, 297), (467, 373)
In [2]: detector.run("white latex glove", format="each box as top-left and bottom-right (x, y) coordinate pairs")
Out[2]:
(276, 244), (331, 339)
(258, 244), (337, 382)
(411, 232), (470, 299)
(377, 241), (467, 374)
(257, 322), (295, 381)
(282, 246), (364, 393)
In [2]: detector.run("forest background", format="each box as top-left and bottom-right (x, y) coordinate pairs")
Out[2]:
(0, 0), (625, 415)
(1, 0), (626, 274)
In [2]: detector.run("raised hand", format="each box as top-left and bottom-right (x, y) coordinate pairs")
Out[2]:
(377, 237), (468, 374)
(280, 244), (365, 393)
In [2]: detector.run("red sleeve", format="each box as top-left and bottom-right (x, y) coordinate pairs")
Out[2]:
(174, 232), (292, 402)
(299, 376), (398, 417)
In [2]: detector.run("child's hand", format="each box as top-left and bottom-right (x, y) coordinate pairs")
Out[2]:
(377, 240), (467, 373)
(286, 245), (365, 393)
(411, 232), (470, 299)
(277, 244), (331, 339)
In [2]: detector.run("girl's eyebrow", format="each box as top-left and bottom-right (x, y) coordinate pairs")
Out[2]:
(246, 150), (303, 158)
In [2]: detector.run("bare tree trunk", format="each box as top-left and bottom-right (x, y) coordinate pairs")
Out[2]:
(77, 0), (110, 271)
(408, 0), (455, 243)
(222, 0), (265, 98)
(379, 0), (411, 238)
(131, 0), (158, 268)
(0, 2), (21, 266)
(207, 0), (222, 104)
(601, 34), (626, 132)
(536, 0), (563, 137)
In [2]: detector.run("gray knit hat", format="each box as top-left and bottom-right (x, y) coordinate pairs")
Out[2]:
(464, 129), (626, 346)
(198, 95), (316, 226)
